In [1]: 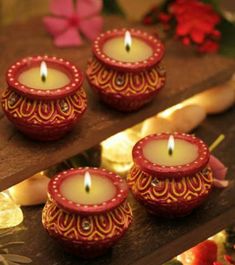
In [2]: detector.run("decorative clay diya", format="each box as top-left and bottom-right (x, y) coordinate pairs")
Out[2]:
(42, 167), (133, 257)
(1, 56), (87, 141)
(86, 28), (166, 112)
(127, 133), (213, 217)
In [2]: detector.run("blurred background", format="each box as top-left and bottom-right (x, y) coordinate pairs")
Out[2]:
(1, 0), (234, 26)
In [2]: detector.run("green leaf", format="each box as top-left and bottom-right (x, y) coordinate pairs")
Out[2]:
(1, 255), (32, 264)
(219, 18), (235, 57)
(0, 230), (14, 238)
(0, 242), (24, 249)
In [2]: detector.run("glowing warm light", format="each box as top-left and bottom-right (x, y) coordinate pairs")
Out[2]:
(168, 135), (175, 156)
(0, 192), (23, 228)
(84, 171), (91, 193)
(208, 230), (226, 242)
(158, 103), (184, 118)
(101, 129), (140, 174)
(102, 131), (136, 163)
(40, 61), (47, 82)
(124, 31), (132, 52)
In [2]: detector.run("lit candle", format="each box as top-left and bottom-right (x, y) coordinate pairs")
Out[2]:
(3, 55), (86, 141)
(143, 134), (198, 166)
(87, 28), (166, 111)
(43, 167), (132, 257)
(60, 171), (117, 205)
(102, 30), (153, 62)
(18, 60), (70, 90)
(93, 28), (164, 69)
(128, 133), (213, 217)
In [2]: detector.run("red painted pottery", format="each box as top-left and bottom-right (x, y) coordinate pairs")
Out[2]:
(127, 133), (213, 218)
(42, 167), (133, 258)
(1, 56), (87, 141)
(86, 28), (166, 112)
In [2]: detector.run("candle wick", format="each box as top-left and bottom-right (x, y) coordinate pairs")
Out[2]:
(125, 44), (131, 52)
(41, 74), (46, 83)
(85, 184), (90, 193)
(168, 147), (173, 156)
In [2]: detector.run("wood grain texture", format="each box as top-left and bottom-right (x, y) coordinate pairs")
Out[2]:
(5, 107), (235, 265)
(0, 0), (48, 26)
(0, 16), (235, 191)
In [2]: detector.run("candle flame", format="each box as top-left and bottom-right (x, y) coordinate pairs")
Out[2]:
(124, 31), (132, 52)
(168, 135), (175, 156)
(40, 61), (47, 82)
(84, 171), (91, 193)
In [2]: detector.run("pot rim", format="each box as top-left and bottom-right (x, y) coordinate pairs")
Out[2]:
(6, 55), (84, 100)
(92, 28), (165, 72)
(132, 132), (210, 178)
(48, 167), (129, 215)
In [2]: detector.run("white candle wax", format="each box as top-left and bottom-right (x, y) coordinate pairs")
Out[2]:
(18, 67), (70, 90)
(102, 37), (153, 62)
(60, 174), (117, 205)
(143, 139), (198, 166)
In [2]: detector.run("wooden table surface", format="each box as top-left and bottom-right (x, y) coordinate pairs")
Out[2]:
(0, 15), (235, 191)
(4, 106), (235, 265)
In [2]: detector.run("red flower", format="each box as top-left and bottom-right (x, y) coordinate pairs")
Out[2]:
(224, 255), (235, 264)
(158, 0), (221, 53)
(143, 16), (153, 25)
(197, 40), (220, 53)
(158, 12), (172, 24)
(178, 240), (218, 265)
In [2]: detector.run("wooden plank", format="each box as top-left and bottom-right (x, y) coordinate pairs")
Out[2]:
(0, 16), (235, 191)
(0, 0), (48, 26)
(5, 107), (235, 265)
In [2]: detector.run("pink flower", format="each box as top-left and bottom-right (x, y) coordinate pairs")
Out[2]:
(43, 0), (103, 47)
(209, 155), (229, 188)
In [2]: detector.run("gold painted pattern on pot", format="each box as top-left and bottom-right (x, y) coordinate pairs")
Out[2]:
(42, 199), (132, 242)
(19, 99), (37, 118)
(87, 58), (165, 95)
(2, 88), (86, 125)
(127, 166), (213, 204)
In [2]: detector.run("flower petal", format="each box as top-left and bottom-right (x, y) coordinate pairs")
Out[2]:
(43, 17), (68, 37)
(213, 179), (229, 188)
(50, 0), (74, 17)
(209, 155), (228, 180)
(76, 0), (103, 19)
(224, 255), (235, 264)
(79, 16), (103, 41)
(54, 27), (83, 47)
(191, 29), (205, 44)
(176, 22), (192, 36)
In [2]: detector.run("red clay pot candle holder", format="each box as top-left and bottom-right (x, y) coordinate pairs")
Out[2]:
(127, 132), (213, 217)
(1, 55), (87, 141)
(42, 167), (133, 258)
(86, 28), (166, 112)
